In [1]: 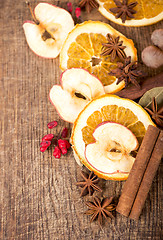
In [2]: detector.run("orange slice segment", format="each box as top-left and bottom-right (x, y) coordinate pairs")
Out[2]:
(97, 0), (163, 26)
(67, 58), (92, 71)
(83, 104), (146, 146)
(60, 21), (137, 94)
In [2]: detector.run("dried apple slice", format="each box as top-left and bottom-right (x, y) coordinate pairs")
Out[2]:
(71, 94), (155, 180)
(49, 68), (105, 123)
(23, 3), (74, 58)
(85, 122), (139, 175)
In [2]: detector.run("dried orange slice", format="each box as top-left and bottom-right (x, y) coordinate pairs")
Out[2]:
(97, 0), (163, 26)
(60, 21), (137, 94)
(71, 94), (155, 180)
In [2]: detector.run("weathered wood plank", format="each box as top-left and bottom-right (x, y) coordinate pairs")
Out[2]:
(0, 0), (162, 239)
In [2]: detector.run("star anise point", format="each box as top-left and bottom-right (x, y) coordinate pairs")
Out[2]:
(85, 196), (116, 225)
(79, 0), (99, 13)
(145, 97), (163, 127)
(101, 33), (126, 62)
(109, 56), (145, 88)
(110, 0), (138, 23)
(76, 171), (102, 197)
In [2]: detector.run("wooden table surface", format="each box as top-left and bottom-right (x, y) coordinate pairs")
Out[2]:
(1, 0), (163, 239)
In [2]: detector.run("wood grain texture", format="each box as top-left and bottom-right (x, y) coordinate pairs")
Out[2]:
(0, 0), (162, 239)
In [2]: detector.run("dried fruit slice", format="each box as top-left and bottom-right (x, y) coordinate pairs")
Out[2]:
(85, 122), (139, 174)
(60, 21), (137, 93)
(23, 3), (74, 58)
(49, 68), (105, 123)
(71, 94), (155, 180)
(97, 0), (163, 26)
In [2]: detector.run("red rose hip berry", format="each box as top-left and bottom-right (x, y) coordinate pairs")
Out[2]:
(58, 139), (67, 149)
(63, 140), (71, 149)
(42, 134), (54, 141)
(40, 146), (48, 152)
(53, 146), (61, 159)
(61, 127), (68, 138)
(40, 141), (51, 147)
(47, 121), (58, 129)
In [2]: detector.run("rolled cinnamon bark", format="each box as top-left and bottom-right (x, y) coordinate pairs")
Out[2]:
(129, 130), (163, 220)
(116, 125), (160, 217)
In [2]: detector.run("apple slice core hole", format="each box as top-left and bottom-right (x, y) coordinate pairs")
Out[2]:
(74, 92), (87, 100)
(42, 30), (55, 41)
(109, 148), (121, 153)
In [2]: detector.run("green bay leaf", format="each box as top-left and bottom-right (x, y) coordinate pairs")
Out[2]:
(138, 87), (163, 109)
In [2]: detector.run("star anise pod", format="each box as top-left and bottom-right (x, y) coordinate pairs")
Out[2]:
(76, 171), (102, 197)
(79, 0), (99, 13)
(109, 56), (145, 88)
(145, 97), (163, 127)
(85, 196), (115, 225)
(110, 0), (138, 23)
(101, 33), (126, 62)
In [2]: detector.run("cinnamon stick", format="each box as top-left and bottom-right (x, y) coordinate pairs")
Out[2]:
(116, 72), (163, 100)
(129, 130), (163, 220)
(116, 125), (160, 217)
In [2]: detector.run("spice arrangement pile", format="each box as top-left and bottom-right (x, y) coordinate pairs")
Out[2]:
(23, 0), (163, 226)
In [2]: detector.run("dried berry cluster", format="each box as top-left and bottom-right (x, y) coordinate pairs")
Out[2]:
(40, 121), (71, 159)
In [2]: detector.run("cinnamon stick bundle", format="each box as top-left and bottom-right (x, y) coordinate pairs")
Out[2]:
(129, 130), (163, 220)
(116, 125), (162, 219)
